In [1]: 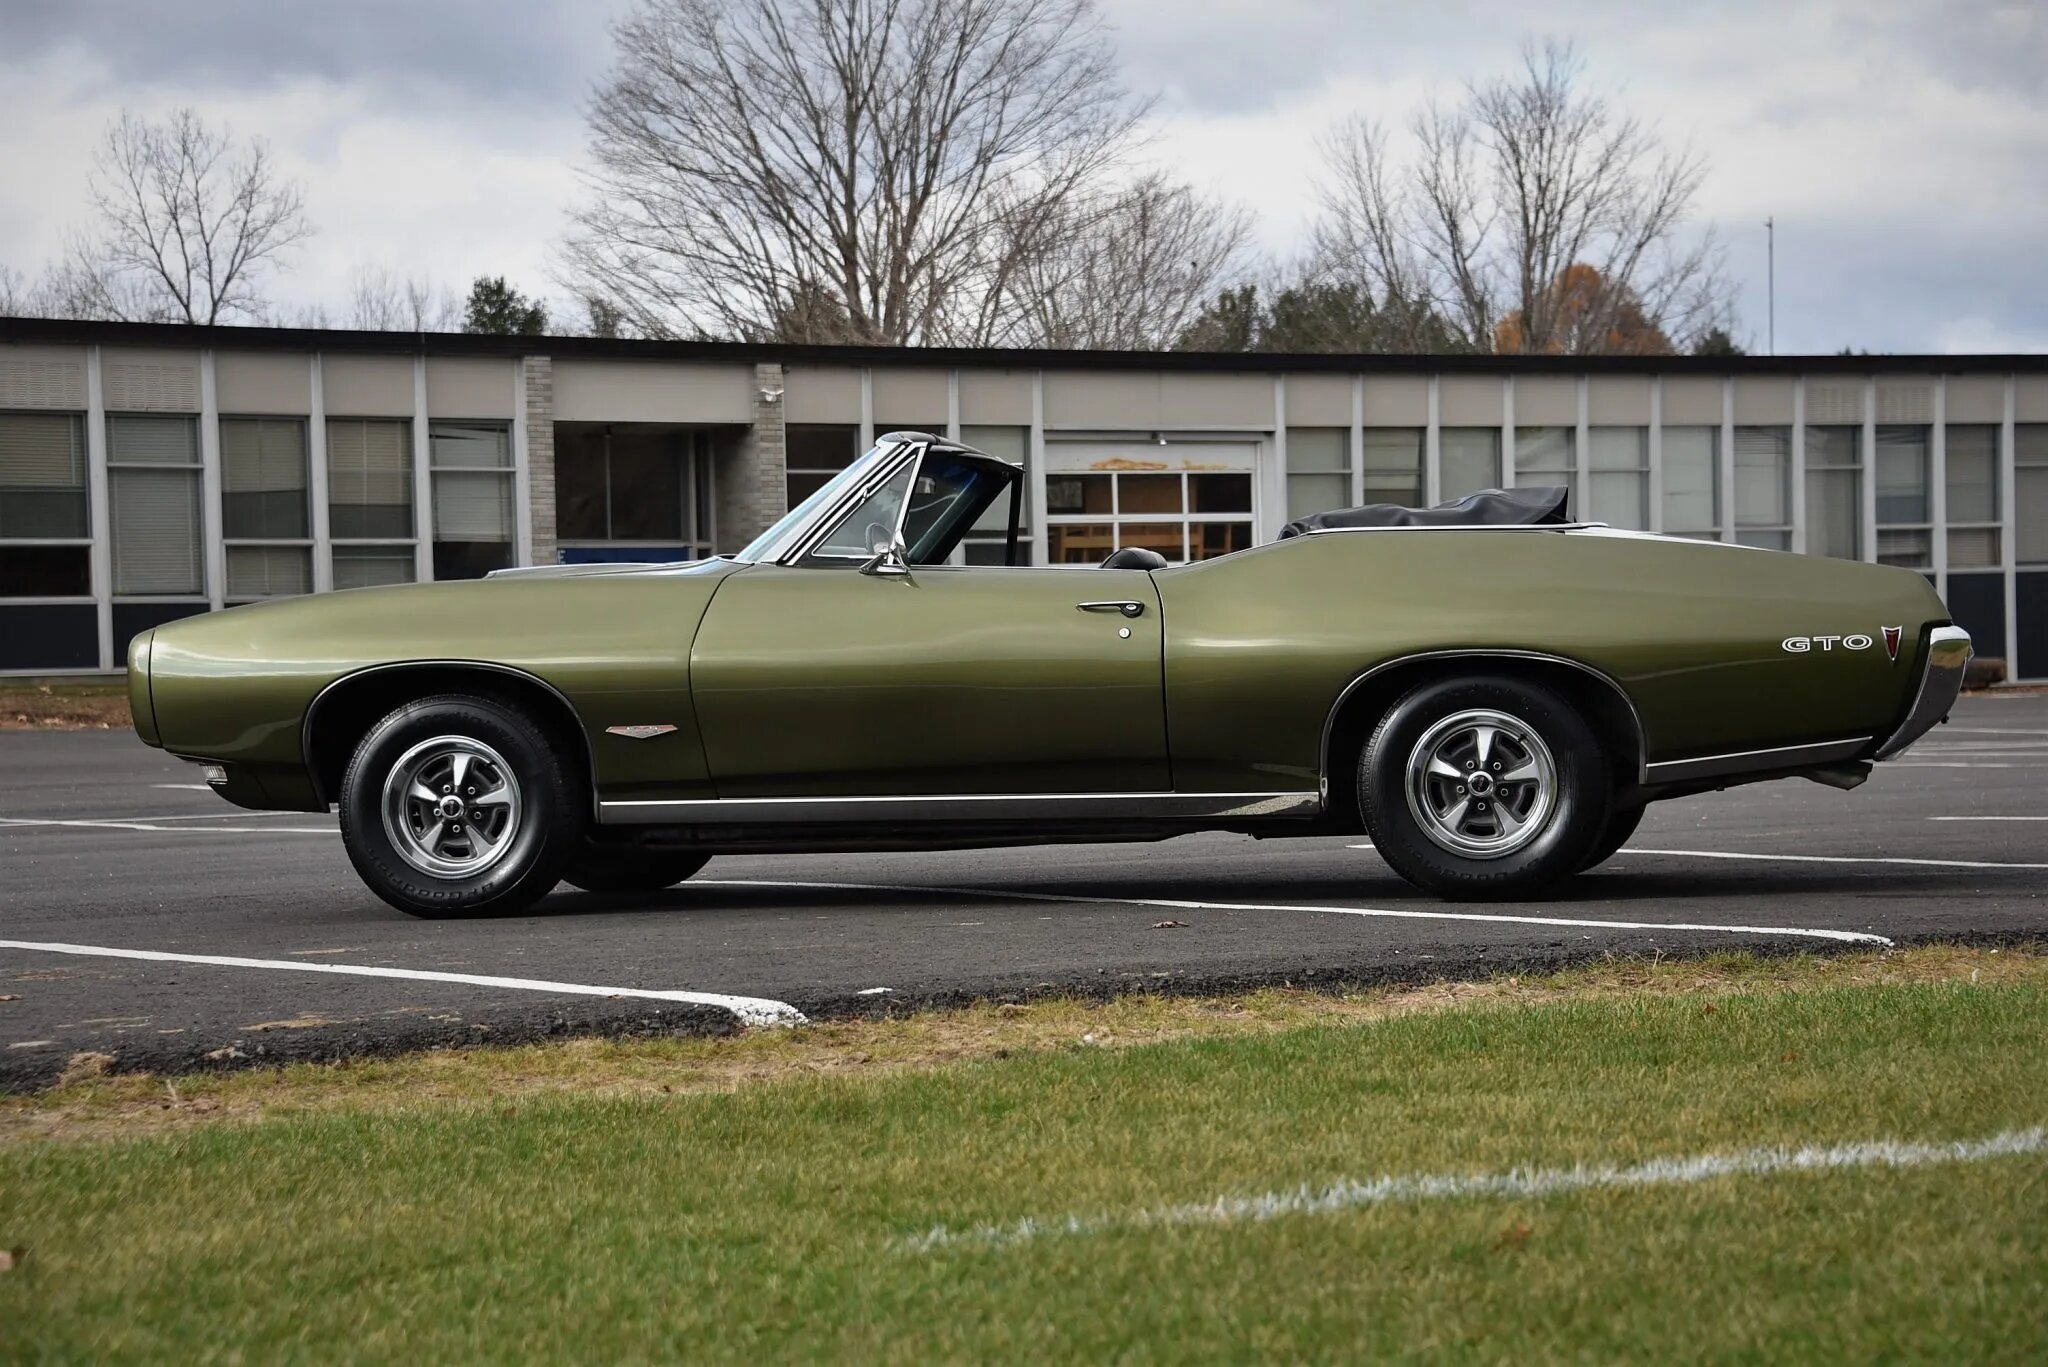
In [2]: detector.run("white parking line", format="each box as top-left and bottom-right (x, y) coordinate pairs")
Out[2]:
(151, 783), (216, 791)
(699, 879), (1891, 946)
(1928, 816), (2048, 822)
(0, 816), (336, 835)
(1618, 847), (2048, 871)
(0, 940), (806, 1028)
(906, 1126), (2048, 1252)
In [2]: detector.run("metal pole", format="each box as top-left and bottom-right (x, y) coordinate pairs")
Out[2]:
(1765, 217), (1775, 356)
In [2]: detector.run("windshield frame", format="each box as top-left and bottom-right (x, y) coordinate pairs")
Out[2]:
(736, 432), (1023, 567)
(735, 437), (920, 564)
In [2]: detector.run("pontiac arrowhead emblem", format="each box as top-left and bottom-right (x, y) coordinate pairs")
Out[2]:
(1882, 626), (1903, 662)
(606, 724), (679, 740)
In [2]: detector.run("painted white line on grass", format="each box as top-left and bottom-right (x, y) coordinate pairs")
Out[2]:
(906, 1126), (2048, 1252)
(0, 940), (806, 1028)
(0, 816), (336, 835)
(699, 879), (1890, 946)
(1619, 847), (2048, 871)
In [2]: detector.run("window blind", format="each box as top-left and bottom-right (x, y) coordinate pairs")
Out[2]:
(328, 418), (413, 539)
(1733, 427), (1790, 527)
(433, 470), (514, 540)
(111, 467), (203, 595)
(220, 418), (308, 539)
(226, 544), (311, 599)
(0, 411), (89, 538)
(107, 414), (198, 466)
(428, 422), (510, 469)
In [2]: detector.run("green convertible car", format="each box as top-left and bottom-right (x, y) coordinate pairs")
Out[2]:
(128, 432), (1970, 916)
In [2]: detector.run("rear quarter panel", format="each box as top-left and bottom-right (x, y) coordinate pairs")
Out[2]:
(1156, 530), (1950, 791)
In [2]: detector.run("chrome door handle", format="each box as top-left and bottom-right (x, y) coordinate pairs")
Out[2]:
(1077, 600), (1144, 618)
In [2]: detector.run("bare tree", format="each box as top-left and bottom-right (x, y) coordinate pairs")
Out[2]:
(1311, 42), (1730, 354)
(1002, 173), (1252, 349)
(64, 108), (312, 325)
(562, 0), (1148, 345)
(344, 263), (462, 332)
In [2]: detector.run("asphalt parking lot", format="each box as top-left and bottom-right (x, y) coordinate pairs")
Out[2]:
(3, 693), (2044, 1088)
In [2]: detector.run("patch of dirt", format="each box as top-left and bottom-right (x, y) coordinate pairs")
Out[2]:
(0, 686), (131, 731)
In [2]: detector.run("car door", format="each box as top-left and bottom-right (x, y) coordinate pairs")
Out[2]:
(689, 562), (1168, 797)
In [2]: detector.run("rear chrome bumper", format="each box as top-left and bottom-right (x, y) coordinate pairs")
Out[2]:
(1873, 625), (1973, 760)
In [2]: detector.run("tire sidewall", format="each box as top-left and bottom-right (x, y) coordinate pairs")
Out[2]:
(1360, 676), (1610, 899)
(340, 695), (580, 916)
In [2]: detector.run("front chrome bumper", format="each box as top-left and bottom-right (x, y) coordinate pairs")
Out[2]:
(1872, 625), (1973, 760)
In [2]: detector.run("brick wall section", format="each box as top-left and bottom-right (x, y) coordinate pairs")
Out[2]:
(715, 362), (788, 551)
(522, 355), (556, 566)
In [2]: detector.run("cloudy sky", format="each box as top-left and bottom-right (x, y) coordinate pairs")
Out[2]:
(1, 0), (2041, 353)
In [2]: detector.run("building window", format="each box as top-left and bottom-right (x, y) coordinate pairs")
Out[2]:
(430, 421), (515, 580)
(1944, 425), (2001, 570)
(1362, 429), (1423, 507)
(1660, 426), (1719, 538)
(219, 417), (310, 599)
(1875, 424), (1932, 568)
(1804, 425), (1862, 560)
(1285, 428), (1350, 520)
(1439, 428), (1500, 500)
(328, 417), (415, 590)
(2016, 425), (2048, 567)
(555, 425), (714, 561)
(108, 414), (203, 597)
(786, 424), (860, 509)
(0, 410), (90, 596)
(960, 424), (1028, 565)
(1043, 451), (1254, 566)
(1588, 427), (1648, 530)
(1514, 427), (1575, 489)
(1733, 426), (1791, 550)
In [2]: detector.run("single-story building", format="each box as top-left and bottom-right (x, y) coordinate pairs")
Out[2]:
(1, 316), (2042, 678)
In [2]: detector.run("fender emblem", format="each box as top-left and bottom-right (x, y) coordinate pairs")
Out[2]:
(606, 724), (678, 740)
(1882, 626), (1903, 662)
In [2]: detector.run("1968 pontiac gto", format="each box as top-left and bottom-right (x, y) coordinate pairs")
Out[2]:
(127, 432), (1970, 916)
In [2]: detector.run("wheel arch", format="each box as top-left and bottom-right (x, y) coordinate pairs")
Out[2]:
(302, 661), (597, 814)
(1319, 650), (1647, 826)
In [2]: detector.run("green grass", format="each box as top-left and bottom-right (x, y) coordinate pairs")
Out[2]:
(5, 967), (2047, 1361)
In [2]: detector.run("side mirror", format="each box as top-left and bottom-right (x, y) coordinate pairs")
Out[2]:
(860, 529), (911, 578)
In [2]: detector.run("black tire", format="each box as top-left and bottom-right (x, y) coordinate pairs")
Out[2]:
(338, 693), (584, 918)
(561, 847), (711, 893)
(1358, 675), (1611, 901)
(1579, 802), (1646, 873)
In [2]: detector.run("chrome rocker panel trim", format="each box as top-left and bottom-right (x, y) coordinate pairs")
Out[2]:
(1872, 625), (1973, 761)
(1643, 736), (1873, 785)
(598, 790), (1322, 826)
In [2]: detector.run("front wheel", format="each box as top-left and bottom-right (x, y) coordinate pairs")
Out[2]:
(1359, 675), (1611, 901)
(338, 694), (583, 918)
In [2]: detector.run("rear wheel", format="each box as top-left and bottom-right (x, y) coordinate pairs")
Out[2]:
(1359, 675), (1610, 900)
(338, 694), (582, 918)
(561, 847), (711, 893)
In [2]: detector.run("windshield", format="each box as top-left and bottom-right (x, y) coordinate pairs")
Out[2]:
(736, 439), (910, 562)
(802, 447), (1016, 566)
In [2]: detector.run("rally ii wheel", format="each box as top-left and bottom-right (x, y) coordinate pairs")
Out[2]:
(1358, 675), (1611, 901)
(338, 693), (583, 918)
(561, 847), (712, 894)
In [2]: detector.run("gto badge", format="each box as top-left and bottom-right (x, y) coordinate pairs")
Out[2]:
(606, 724), (679, 740)
(1781, 633), (1876, 654)
(1882, 626), (1903, 662)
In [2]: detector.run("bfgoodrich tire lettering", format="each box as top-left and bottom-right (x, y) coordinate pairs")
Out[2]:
(1359, 675), (1610, 901)
(339, 693), (583, 918)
